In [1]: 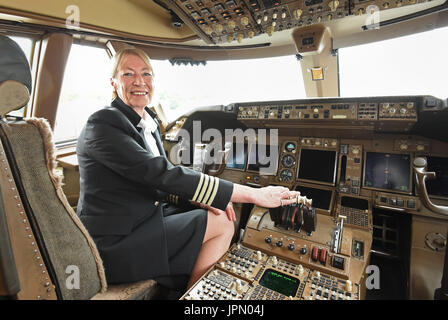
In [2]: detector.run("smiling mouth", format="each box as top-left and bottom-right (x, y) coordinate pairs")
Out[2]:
(131, 91), (148, 96)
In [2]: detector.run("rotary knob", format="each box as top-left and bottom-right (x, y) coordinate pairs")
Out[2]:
(300, 247), (308, 254)
(288, 243), (295, 251)
(248, 30), (255, 38)
(298, 264), (304, 275)
(227, 20), (236, 28)
(237, 34), (244, 43)
(266, 25), (275, 36)
(265, 236), (272, 244)
(227, 35), (233, 43)
(345, 280), (352, 292)
(240, 16), (249, 26)
(416, 144), (425, 151)
(329, 0), (339, 11)
(281, 9), (287, 19)
(293, 9), (302, 19)
(204, 26), (213, 34)
(276, 240), (283, 247)
(214, 24), (224, 33)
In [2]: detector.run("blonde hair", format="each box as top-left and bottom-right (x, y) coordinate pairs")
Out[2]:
(111, 47), (154, 101)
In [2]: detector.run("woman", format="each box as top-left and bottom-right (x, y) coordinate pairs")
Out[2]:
(76, 47), (299, 292)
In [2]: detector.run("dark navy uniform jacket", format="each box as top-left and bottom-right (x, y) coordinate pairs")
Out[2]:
(76, 97), (233, 283)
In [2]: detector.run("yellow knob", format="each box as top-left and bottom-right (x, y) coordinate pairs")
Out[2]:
(240, 16), (249, 26)
(293, 9), (303, 19)
(214, 24), (223, 33)
(237, 33), (244, 43)
(317, 16), (322, 23)
(227, 20), (236, 28)
(227, 35), (233, 43)
(267, 25), (275, 36)
(358, 8), (364, 15)
(329, 0), (339, 11)
(204, 26), (213, 34)
(328, 13), (333, 20)
(248, 30), (255, 38)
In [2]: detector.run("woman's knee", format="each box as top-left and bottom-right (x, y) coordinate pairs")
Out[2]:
(205, 212), (234, 241)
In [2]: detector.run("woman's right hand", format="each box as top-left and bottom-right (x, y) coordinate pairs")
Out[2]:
(231, 184), (300, 208)
(252, 186), (301, 208)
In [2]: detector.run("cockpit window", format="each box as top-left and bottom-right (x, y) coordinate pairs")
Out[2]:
(339, 26), (448, 99)
(54, 44), (111, 143)
(151, 55), (306, 122)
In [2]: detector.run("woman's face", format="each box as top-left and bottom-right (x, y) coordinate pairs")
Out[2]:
(111, 53), (154, 110)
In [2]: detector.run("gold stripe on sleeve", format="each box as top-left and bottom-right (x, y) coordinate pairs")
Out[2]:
(201, 176), (216, 205)
(192, 173), (205, 202)
(206, 177), (220, 206)
(197, 175), (210, 204)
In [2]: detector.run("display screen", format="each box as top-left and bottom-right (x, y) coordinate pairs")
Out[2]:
(247, 144), (278, 175)
(364, 152), (411, 192)
(295, 185), (332, 211)
(225, 143), (247, 170)
(297, 149), (337, 184)
(302, 37), (314, 46)
(426, 156), (448, 197)
(259, 269), (300, 297)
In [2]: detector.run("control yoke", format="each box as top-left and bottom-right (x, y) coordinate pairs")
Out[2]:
(413, 157), (448, 216)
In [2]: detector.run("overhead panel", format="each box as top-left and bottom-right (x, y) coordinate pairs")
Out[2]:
(164, 0), (430, 44)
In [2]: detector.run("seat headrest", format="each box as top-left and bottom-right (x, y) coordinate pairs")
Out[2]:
(0, 35), (32, 117)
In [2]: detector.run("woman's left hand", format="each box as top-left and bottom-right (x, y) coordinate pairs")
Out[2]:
(193, 201), (236, 222)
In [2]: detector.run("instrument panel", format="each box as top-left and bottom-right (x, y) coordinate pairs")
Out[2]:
(172, 95), (448, 301)
(164, 0), (431, 44)
(181, 243), (360, 300)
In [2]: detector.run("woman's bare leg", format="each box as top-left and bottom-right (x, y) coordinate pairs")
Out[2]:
(187, 211), (234, 289)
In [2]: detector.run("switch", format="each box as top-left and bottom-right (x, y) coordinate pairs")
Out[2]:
(319, 248), (327, 264)
(311, 247), (319, 261)
(407, 199), (416, 208)
(332, 256), (345, 270)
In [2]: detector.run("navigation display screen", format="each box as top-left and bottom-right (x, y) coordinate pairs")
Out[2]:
(225, 143), (247, 170)
(364, 152), (411, 192)
(426, 156), (448, 197)
(295, 185), (332, 211)
(259, 269), (300, 297)
(297, 149), (337, 184)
